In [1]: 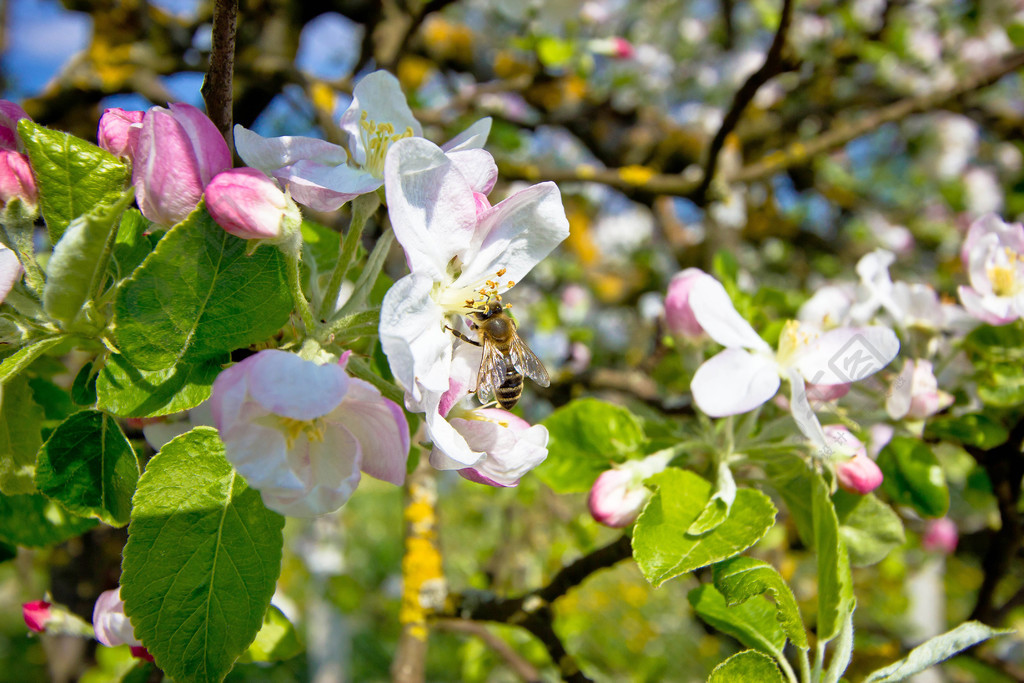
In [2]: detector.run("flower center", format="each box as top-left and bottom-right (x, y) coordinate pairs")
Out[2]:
(275, 416), (327, 449)
(987, 247), (1022, 297)
(360, 111), (414, 178)
(775, 319), (817, 369)
(436, 267), (516, 316)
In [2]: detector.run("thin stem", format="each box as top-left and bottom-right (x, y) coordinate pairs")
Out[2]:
(812, 640), (825, 683)
(776, 650), (799, 683)
(798, 648), (811, 683)
(285, 247), (316, 334)
(318, 193), (378, 320)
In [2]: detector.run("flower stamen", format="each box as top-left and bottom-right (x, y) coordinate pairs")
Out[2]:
(360, 111), (415, 178)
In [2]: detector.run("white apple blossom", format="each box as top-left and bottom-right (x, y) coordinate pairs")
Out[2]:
(424, 344), (548, 485)
(886, 359), (953, 420)
(689, 275), (899, 444)
(379, 137), (569, 409)
(210, 350), (409, 517)
(234, 70), (492, 211)
(958, 213), (1024, 325)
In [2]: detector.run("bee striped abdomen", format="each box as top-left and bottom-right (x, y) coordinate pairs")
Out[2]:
(496, 368), (524, 409)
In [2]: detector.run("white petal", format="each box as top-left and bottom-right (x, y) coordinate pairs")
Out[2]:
(272, 160), (381, 211)
(452, 181), (569, 291)
(247, 350), (349, 420)
(424, 394), (484, 468)
(794, 326), (899, 385)
(441, 117), (492, 153)
(691, 348), (780, 417)
(0, 245), (23, 303)
(331, 378), (410, 486)
(340, 70), (422, 165)
(234, 125), (348, 171)
(788, 371), (826, 448)
(384, 137), (479, 280)
(958, 284), (1016, 324)
(452, 418), (548, 486)
(885, 359), (914, 419)
(689, 276), (771, 351)
(379, 274), (454, 407)
(446, 148), (497, 195)
(267, 424), (362, 517)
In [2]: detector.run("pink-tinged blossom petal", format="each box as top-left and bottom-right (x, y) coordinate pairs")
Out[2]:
(0, 100), (29, 152)
(93, 589), (141, 647)
(0, 244), (24, 303)
(440, 117), (493, 154)
(664, 268), (711, 337)
(384, 137), (479, 280)
(97, 108), (144, 160)
(130, 646), (154, 661)
(689, 276), (771, 351)
(454, 181), (569, 292)
(793, 326), (899, 385)
(22, 601), (51, 632)
(452, 408), (548, 487)
(960, 213), (1024, 269)
(691, 348), (780, 417)
(887, 359), (952, 420)
(588, 452), (672, 527)
(790, 370), (827, 447)
(211, 350), (408, 517)
(380, 274), (455, 407)
(0, 150), (37, 207)
(133, 105), (231, 226)
(340, 70), (422, 168)
(234, 125), (349, 170)
(206, 168), (300, 240)
(446, 148), (498, 195)
(922, 518), (958, 554)
(270, 160), (381, 212)
(836, 453), (883, 494)
(958, 283), (1018, 325)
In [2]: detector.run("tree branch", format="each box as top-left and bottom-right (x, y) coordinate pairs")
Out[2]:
(201, 0), (238, 154)
(433, 619), (542, 682)
(694, 0), (797, 203)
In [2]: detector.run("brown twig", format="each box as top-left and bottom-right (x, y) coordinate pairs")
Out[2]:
(201, 0), (238, 154)
(694, 0), (797, 203)
(433, 619), (542, 682)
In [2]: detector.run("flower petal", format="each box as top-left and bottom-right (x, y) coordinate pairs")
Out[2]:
(452, 181), (569, 291)
(441, 117), (492, 153)
(689, 276), (771, 351)
(247, 350), (349, 420)
(340, 70), (422, 165)
(446, 148), (498, 195)
(384, 137), (479, 280)
(794, 326), (899, 385)
(234, 124), (348, 171)
(0, 244), (23, 303)
(691, 348), (780, 417)
(167, 103), (232, 185)
(272, 160), (381, 212)
(451, 411), (548, 487)
(379, 274), (454, 406)
(789, 371), (826, 448)
(133, 108), (206, 225)
(331, 377), (410, 486)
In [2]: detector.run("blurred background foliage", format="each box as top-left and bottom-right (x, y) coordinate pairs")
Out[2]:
(4, 0), (1024, 680)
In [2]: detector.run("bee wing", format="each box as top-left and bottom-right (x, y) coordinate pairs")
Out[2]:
(508, 334), (550, 387)
(476, 338), (508, 404)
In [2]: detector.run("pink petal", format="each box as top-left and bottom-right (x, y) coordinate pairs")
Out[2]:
(272, 159), (381, 211)
(97, 108), (144, 160)
(166, 103), (231, 185)
(133, 108), (206, 225)
(247, 350), (349, 420)
(206, 168), (291, 240)
(332, 377), (410, 486)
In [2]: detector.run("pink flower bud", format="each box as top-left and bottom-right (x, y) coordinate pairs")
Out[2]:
(206, 168), (299, 240)
(0, 100), (30, 152)
(588, 468), (649, 527)
(98, 108), (144, 160)
(664, 268), (712, 338)
(130, 646), (154, 661)
(92, 588), (142, 648)
(836, 453), (883, 494)
(612, 37), (634, 59)
(922, 517), (958, 554)
(22, 600), (52, 632)
(0, 150), (37, 207)
(133, 103), (231, 226)
(886, 359), (952, 420)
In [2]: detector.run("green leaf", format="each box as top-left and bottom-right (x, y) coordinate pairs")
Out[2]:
(536, 36), (575, 68)
(300, 219), (340, 275)
(712, 556), (808, 650)
(537, 398), (647, 493)
(863, 621), (1013, 683)
(0, 376), (44, 494)
(71, 361), (98, 406)
(707, 650), (785, 683)
(812, 471), (854, 643)
(121, 427), (284, 683)
(924, 414), (1008, 450)
(877, 436), (949, 518)
(17, 120), (130, 242)
(237, 606), (303, 663)
(763, 454), (815, 546)
(633, 469), (776, 586)
(0, 492), (97, 547)
(834, 490), (905, 567)
(96, 353), (225, 418)
(823, 609), (855, 683)
(35, 410), (139, 527)
(43, 190), (135, 330)
(110, 209), (154, 280)
(0, 336), (66, 385)
(28, 377), (77, 421)
(113, 205), (292, 371)
(689, 584), (785, 656)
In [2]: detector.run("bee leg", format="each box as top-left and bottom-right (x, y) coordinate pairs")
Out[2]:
(446, 326), (482, 347)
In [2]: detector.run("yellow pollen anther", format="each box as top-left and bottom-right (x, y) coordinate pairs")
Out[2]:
(277, 416), (326, 448)
(496, 268), (507, 277)
(507, 280), (515, 288)
(359, 111), (414, 178)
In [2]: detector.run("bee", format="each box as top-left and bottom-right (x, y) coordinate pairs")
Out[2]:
(451, 299), (550, 410)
